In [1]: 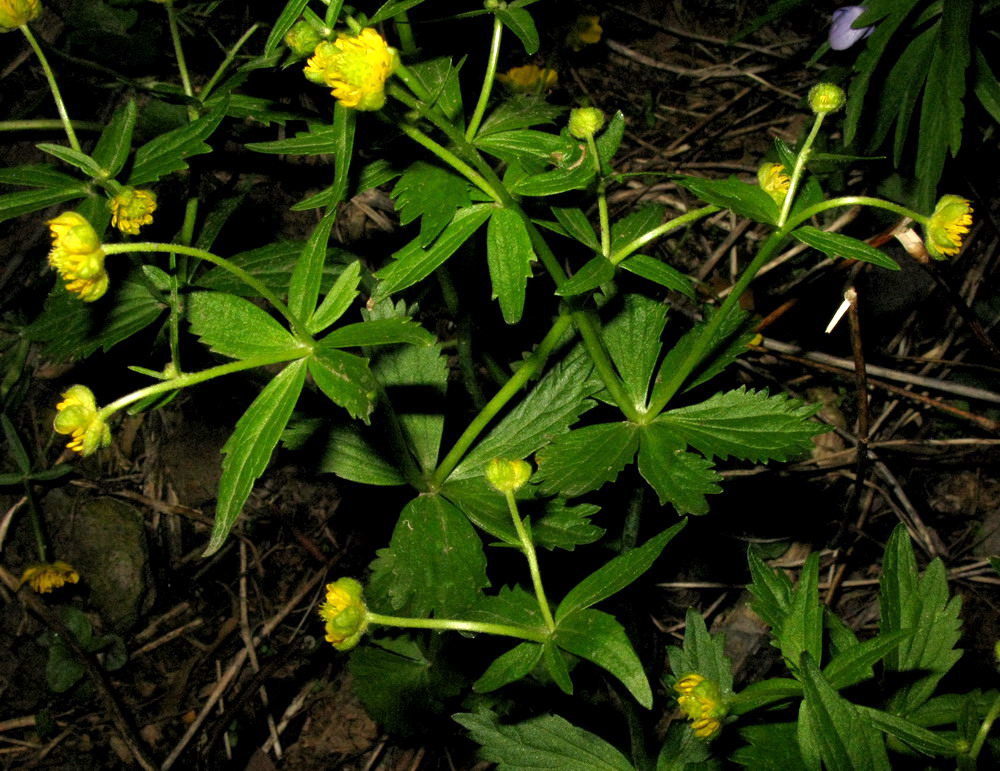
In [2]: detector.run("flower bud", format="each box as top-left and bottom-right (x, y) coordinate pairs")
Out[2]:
(53, 385), (111, 456)
(319, 577), (369, 651)
(284, 20), (322, 58)
(485, 458), (532, 493)
(757, 162), (790, 206)
(0, 0), (41, 30)
(568, 107), (606, 140)
(109, 187), (157, 235)
(925, 195), (973, 260)
(484, 0), (507, 9)
(808, 83), (846, 115)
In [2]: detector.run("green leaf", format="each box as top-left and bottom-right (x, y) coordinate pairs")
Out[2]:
(603, 293), (667, 409)
(540, 641), (569, 692)
(35, 144), (104, 179)
(374, 341), (448, 474)
(733, 723), (807, 769)
(876, 27), (935, 166)
(792, 226), (899, 271)
(746, 547), (793, 631)
(533, 499), (604, 551)
(450, 350), (600, 481)
(204, 360), (307, 556)
(666, 607), (734, 695)
(657, 722), (720, 770)
(535, 422), (639, 498)
(308, 261), (361, 335)
(321, 318), (434, 348)
(0, 185), (88, 223)
(2, 415), (31, 476)
(330, 102), (355, 205)
(509, 139), (596, 197)
(0, 164), (80, 188)
(557, 521), (685, 623)
(636, 423), (721, 514)
(287, 213), (336, 325)
(655, 387), (825, 462)
(729, 679), (802, 716)
(611, 204), (664, 255)
(474, 643), (544, 693)
(619, 254), (695, 299)
(318, 423), (405, 485)
(374, 204), (492, 299)
(392, 161), (474, 247)
(478, 96), (564, 137)
(455, 711), (635, 771)
(822, 630), (911, 690)
(308, 345), (378, 421)
(879, 524), (963, 715)
(555, 256), (613, 298)
(128, 100), (227, 185)
(487, 207), (536, 324)
(370, 0), (425, 24)
(368, 495), (488, 617)
(186, 291), (297, 359)
(476, 129), (567, 165)
(264, 0), (310, 55)
(497, 7), (539, 54)
(555, 608), (653, 708)
(196, 241), (351, 298)
(594, 111), (626, 172)
(973, 46), (1000, 125)
(780, 552), (823, 674)
(470, 585), (546, 629)
(357, 158), (401, 193)
(91, 99), (137, 178)
(406, 57), (464, 123)
(246, 124), (344, 155)
(675, 176), (777, 224)
(798, 652), (891, 771)
(857, 706), (958, 757)
(550, 206), (599, 251)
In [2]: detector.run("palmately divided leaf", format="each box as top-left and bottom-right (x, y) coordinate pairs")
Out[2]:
(477, 95), (565, 137)
(474, 642), (544, 694)
(391, 161), (473, 247)
(602, 293), (668, 410)
(636, 422), (721, 514)
(534, 422), (639, 498)
(128, 99), (227, 185)
(655, 387), (826, 463)
(196, 241), (352, 298)
(187, 291), (298, 360)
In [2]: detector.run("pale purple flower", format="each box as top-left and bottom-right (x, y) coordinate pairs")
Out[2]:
(829, 6), (874, 50)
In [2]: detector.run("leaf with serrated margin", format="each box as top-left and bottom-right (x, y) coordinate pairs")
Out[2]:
(973, 46), (1000, 125)
(534, 498), (604, 551)
(858, 705), (957, 757)
(450, 351), (600, 481)
(557, 521), (685, 623)
(373, 341), (447, 473)
(798, 652), (892, 771)
(793, 226), (899, 271)
(374, 204), (492, 299)
(879, 524), (962, 716)
(0, 185), (88, 223)
(321, 318), (434, 348)
(0, 164), (80, 188)
(535, 422), (639, 498)
(555, 608), (652, 708)
(666, 606), (734, 695)
(370, 0), (424, 25)
(92, 100), (137, 178)
(732, 723), (808, 770)
(636, 423), (720, 514)
(822, 630), (911, 690)
(309, 261), (360, 335)
(729, 679), (802, 717)
(746, 546), (793, 631)
(264, 0), (309, 55)
(675, 176), (777, 224)
(603, 293), (667, 410)
(454, 711), (634, 771)
(318, 423), (405, 486)
(475, 129), (567, 165)
(35, 144), (104, 179)
(780, 552), (823, 674)
(406, 57), (464, 123)
(655, 386), (825, 463)
(129, 100), (226, 185)
(391, 162), (473, 247)
(550, 206), (599, 251)
(288, 213), (336, 325)
(478, 95), (564, 137)
(554, 256), (613, 297)
(367, 495), (488, 618)
(487, 207), (535, 324)
(497, 7), (539, 54)
(619, 254), (695, 299)
(196, 242), (353, 298)
(610, 204), (664, 254)
(187, 291), (297, 359)
(246, 124), (343, 155)
(474, 643), (543, 693)
(595, 111), (625, 173)
(204, 360), (306, 555)
(509, 140), (595, 196)
(469, 584), (546, 629)
(308, 345), (378, 421)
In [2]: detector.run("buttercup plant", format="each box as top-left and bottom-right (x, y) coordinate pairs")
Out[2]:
(0, 0), (995, 767)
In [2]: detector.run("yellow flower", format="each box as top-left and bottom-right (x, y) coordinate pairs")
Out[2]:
(318, 577), (368, 651)
(0, 0), (40, 30)
(304, 28), (398, 111)
(497, 64), (558, 94)
(47, 211), (109, 302)
(674, 673), (726, 740)
(567, 15), (602, 51)
(925, 195), (973, 260)
(108, 187), (157, 235)
(53, 385), (111, 456)
(485, 458), (532, 493)
(20, 561), (80, 593)
(758, 162), (790, 207)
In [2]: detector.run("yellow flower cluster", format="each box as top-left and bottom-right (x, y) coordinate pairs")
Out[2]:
(674, 673), (726, 739)
(0, 0), (40, 30)
(53, 384), (111, 456)
(758, 162), (790, 207)
(47, 212), (108, 302)
(109, 187), (157, 235)
(20, 560), (79, 593)
(925, 195), (973, 260)
(497, 64), (557, 94)
(319, 577), (368, 650)
(304, 28), (398, 111)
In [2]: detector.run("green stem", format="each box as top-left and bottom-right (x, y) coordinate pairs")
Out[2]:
(26, 486), (48, 563)
(365, 611), (548, 643)
(777, 113), (825, 228)
(396, 121), (503, 204)
(429, 313), (573, 489)
(102, 242), (313, 343)
(98, 349), (309, 420)
(787, 196), (927, 231)
(394, 10), (417, 55)
(199, 23), (260, 103)
(967, 689), (1000, 764)
(572, 307), (639, 419)
(586, 134), (611, 257)
(19, 26), (81, 152)
(505, 490), (556, 632)
(610, 205), (719, 266)
(0, 119), (101, 133)
(465, 16), (503, 141)
(163, 0), (198, 120)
